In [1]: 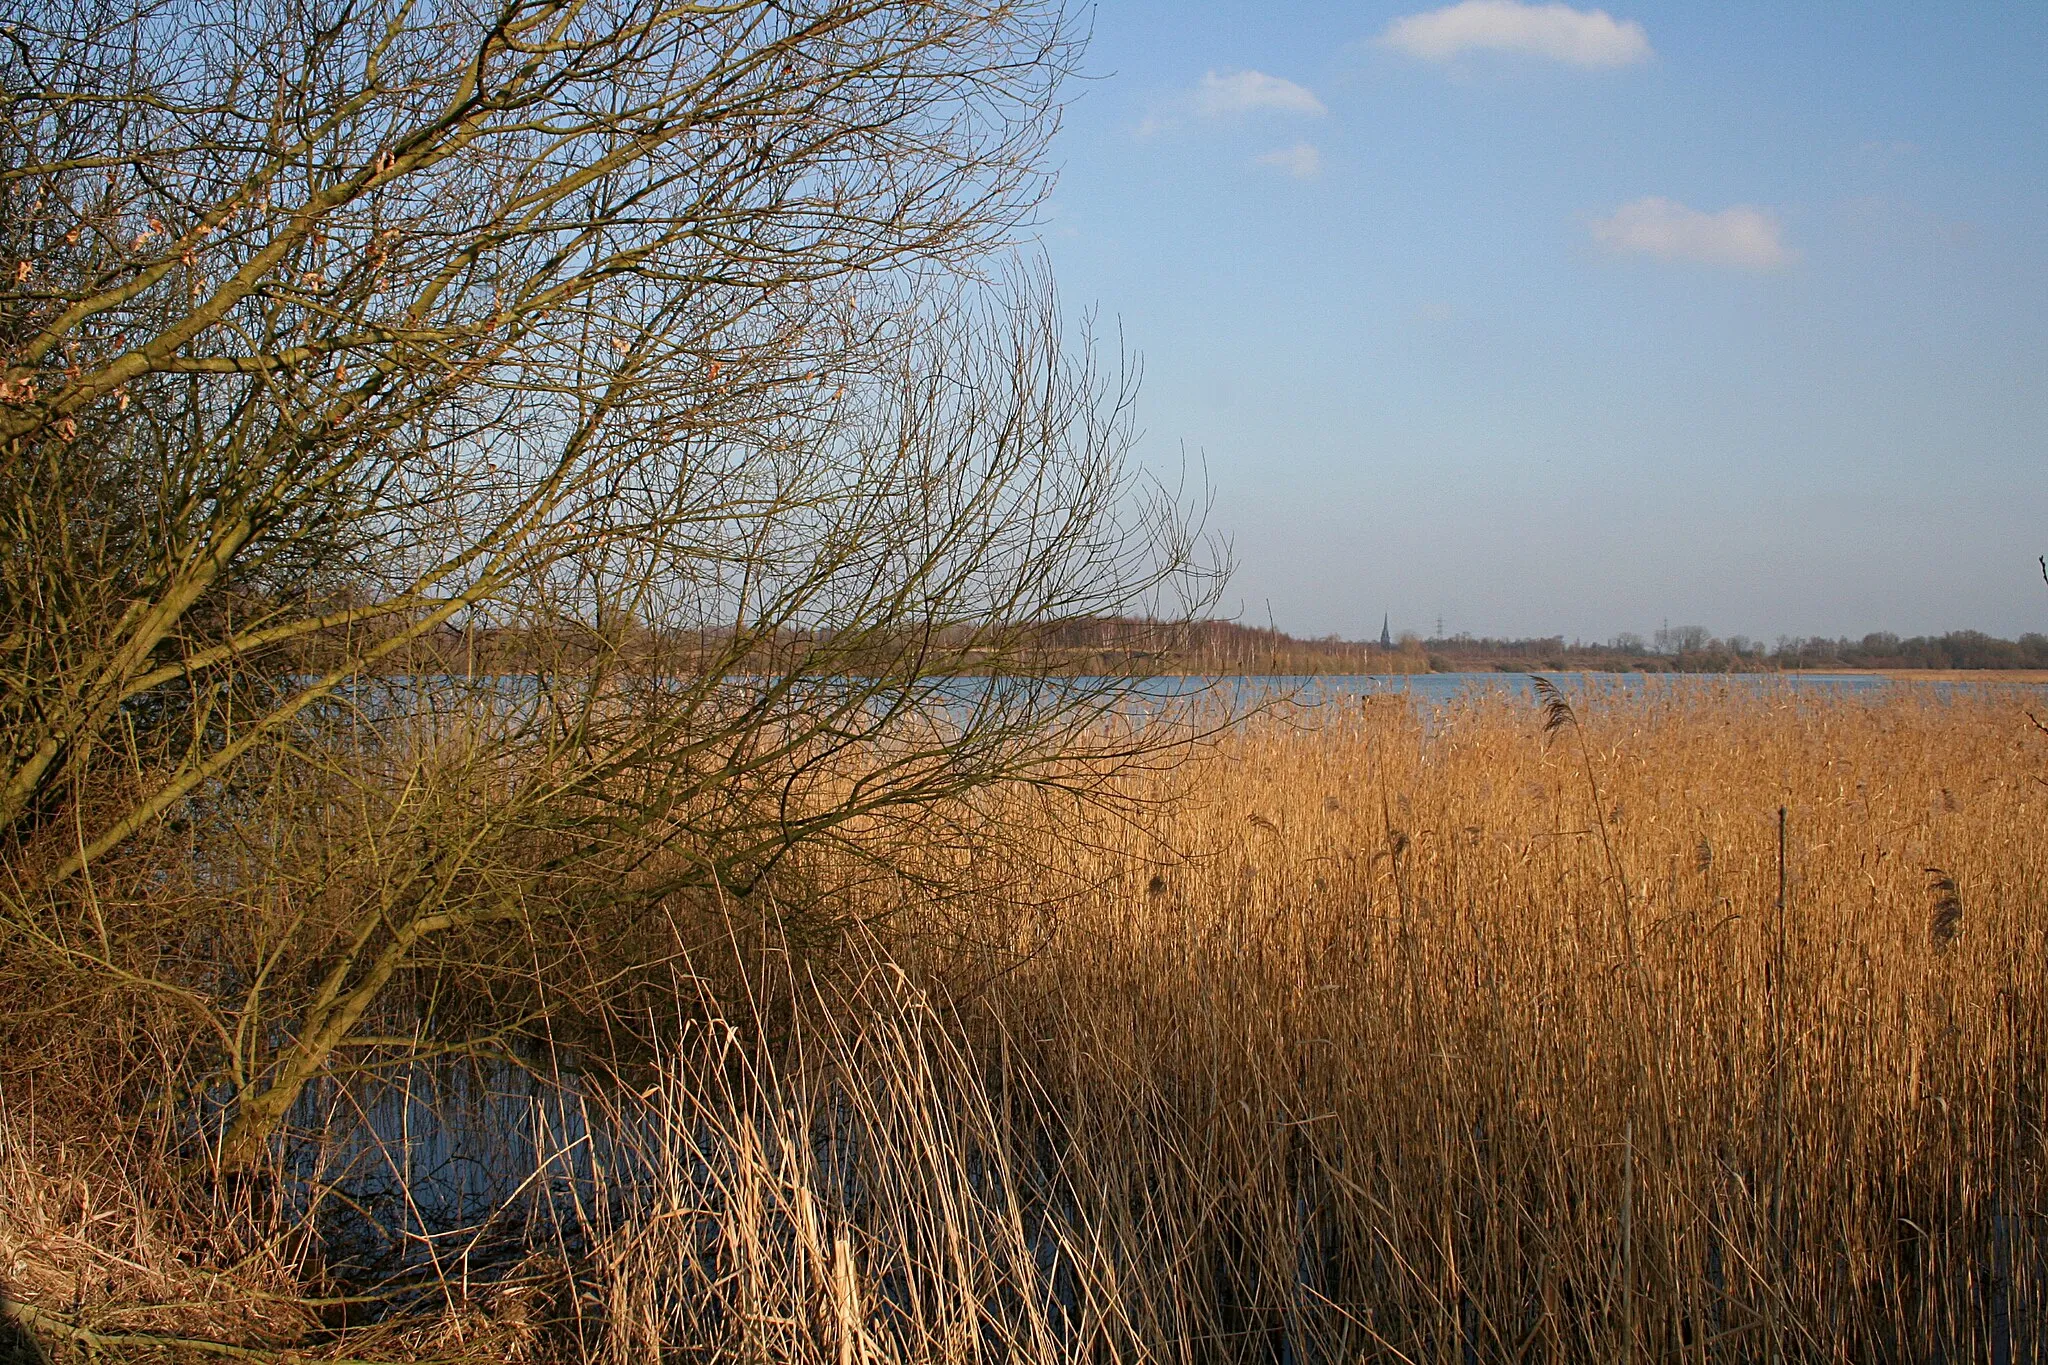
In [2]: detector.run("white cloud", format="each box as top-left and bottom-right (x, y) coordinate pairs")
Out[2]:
(1590, 197), (1795, 270)
(1257, 142), (1322, 179)
(1381, 1), (1652, 69)
(1196, 69), (1327, 118)
(1141, 69), (1326, 136)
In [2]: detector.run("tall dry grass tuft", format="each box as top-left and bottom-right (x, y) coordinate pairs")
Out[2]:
(588, 957), (1098, 1363)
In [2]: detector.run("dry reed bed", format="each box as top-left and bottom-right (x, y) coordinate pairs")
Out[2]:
(604, 684), (2048, 1363)
(7, 684), (2047, 1363)
(995, 684), (2048, 1361)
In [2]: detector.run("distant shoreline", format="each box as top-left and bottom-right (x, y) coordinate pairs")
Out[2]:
(1785, 667), (2048, 682)
(1116, 668), (2048, 682)
(1138, 668), (2048, 682)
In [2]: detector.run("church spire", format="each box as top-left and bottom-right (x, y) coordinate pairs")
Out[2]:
(1380, 614), (1392, 650)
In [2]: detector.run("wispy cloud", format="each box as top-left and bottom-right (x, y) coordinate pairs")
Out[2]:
(1140, 69), (1326, 137)
(1196, 70), (1326, 118)
(1590, 197), (1795, 270)
(1257, 142), (1322, 179)
(1381, 1), (1652, 69)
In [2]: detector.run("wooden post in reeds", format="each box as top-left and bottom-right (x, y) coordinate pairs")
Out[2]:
(1766, 804), (1788, 1362)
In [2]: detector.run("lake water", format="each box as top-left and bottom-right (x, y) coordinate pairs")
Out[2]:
(1126, 670), (2047, 712)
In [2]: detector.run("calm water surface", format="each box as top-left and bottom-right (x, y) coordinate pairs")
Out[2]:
(1106, 671), (2047, 718)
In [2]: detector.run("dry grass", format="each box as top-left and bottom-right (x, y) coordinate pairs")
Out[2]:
(969, 681), (2048, 1361)
(0, 1111), (320, 1356)
(7, 682), (2046, 1361)
(601, 682), (2048, 1362)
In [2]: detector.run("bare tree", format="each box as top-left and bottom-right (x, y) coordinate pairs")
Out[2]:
(0, 0), (1216, 1164)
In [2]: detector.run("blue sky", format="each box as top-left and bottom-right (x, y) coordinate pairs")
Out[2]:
(1035, 2), (2048, 642)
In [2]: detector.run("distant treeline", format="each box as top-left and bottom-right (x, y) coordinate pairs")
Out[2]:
(1029, 617), (1432, 675)
(1421, 626), (2048, 674)
(328, 618), (2048, 677)
(1761, 630), (2048, 672)
(1049, 620), (2048, 675)
(368, 616), (1443, 676)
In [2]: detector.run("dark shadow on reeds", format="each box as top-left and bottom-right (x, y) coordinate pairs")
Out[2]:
(0, 1285), (48, 1365)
